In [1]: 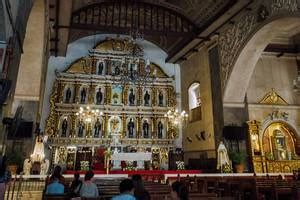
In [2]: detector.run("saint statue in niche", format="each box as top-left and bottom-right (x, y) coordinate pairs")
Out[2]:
(143, 120), (149, 138)
(129, 63), (135, 79)
(96, 88), (103, 105)
(110, 117), (120, 133)
(97, 61), (104, 75)
(158, 91), (164, 106)
(144, 91), (150, 106)
(127, 118), (134, 138)
(65, 88), (71, 103)
(114, 62), (121, 75)
(158, 121), (163, 139)
(77, 119), (85, 137)
(61, 118), (68, 137)
(129, 88), (135, 106)
(81, 88), (87, 103)
(94, 118), (102, 137)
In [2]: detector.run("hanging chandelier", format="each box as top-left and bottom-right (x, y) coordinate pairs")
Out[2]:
(164, 109), (188, 127)
(75, 106), (103, 123)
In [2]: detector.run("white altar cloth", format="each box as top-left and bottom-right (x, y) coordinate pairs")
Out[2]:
(111, 152), (152, 161)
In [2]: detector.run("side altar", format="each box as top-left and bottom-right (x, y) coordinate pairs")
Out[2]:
(45, 38), (177, 171)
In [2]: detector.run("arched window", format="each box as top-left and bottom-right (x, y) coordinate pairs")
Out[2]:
(188, 82), (201, 121)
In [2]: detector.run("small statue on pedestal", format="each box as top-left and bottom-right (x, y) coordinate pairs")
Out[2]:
(23, 159), (32, 176)
(65, 88), (71, 103)
(61, 118), (68, 137)
(143, 120), (149, 138)
(127, 118), (134, 138)
(144, 91), (150, 106)
(96, 88), (103, 104)
(94, 118), (102, 137)
(158, 121), (163, 139)
(97, 62), (104, 75)
(129, 89), (135, 106)
(78, 119), (85, 137)
(81, 88), (87, 103)
(158, 91), (164, 106)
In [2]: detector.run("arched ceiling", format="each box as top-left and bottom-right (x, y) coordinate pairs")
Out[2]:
(48, 0), (250, 61)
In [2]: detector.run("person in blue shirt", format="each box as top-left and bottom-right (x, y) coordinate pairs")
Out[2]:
(46, 178), (64, 195)
(76, 170), (99, 198)
(112, 179), (136, 200)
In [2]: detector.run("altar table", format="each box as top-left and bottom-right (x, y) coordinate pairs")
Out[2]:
(111, 152), (152, 169)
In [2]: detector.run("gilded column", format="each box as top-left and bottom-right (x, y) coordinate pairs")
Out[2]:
(123, 85), (129, 105)
(71, 114), (76, 137)
(152, 116), (157, 138)
(122, 114), (126, 138)
(105, 84), (111, 105)
(57, 82), (65, 103)
(104, 113), (108, 138)
(137, 116), (142, 138)
(152, 87), (157, 106)
(167, 86), (175, 107)
(74, 83), (80, 103)
(88, 84), (96, 104)
(91, 57), (97, 74)
(137, 86), (142, 106)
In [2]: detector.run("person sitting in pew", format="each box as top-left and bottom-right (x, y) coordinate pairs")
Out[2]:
(171, 181), (189, 200)
(132, 174), (150, 200)
(112, 179), (136, 200)
(45, 178), (65, 195)
(76, 170), (99, 198)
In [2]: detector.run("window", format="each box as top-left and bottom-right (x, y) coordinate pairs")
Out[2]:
(188, 82), (201, 121)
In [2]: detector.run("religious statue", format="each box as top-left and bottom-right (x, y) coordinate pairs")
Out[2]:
(127, 118), (135, 138)
(96, 88), (103, 105)
(94, 118), (102, 137)
(143, 120), (149, 138)
(158, 91), (164, 106)
(110, 117), (120, 133)
(97, 61), (104, 75)
(129, 63), (135, 79)
(114, 63), (120, 75)
(23, 159), (32, 176)
(78, 119), (85, 137)
(65, 87), (71, 103)
(40, 159), (49, 176)
(144, 91), (150, 106)
(61, 118), (68, 137)
(217, 141), (232, 173)
(129, 89), (135, 106)
(158, 121), (163, 139)
(81, 88), (87, 103)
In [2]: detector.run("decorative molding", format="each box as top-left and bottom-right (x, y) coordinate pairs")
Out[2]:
(219, 0), (300, 92)
(259, 88), (288, 105)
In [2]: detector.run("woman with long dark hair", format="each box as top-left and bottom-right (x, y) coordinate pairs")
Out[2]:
(171, 181), (189, 200)
(132, 174), (150, 200)
(0, 156), (11, 200)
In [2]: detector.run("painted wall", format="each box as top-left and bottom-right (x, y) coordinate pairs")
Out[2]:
(247, 55), (299, 105)
(40, 34), (182, 145)
(180, 46), (216, 162)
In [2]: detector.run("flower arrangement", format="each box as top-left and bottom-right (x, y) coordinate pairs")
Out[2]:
(176, 161), (185, 170)
(80, 161), (89, 171)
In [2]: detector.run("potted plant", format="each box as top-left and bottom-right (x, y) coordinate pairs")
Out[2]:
(6, 150), (24, 175)
(229, 151), (247, 173)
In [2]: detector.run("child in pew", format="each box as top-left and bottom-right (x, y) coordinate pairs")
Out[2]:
(171, 181), (189, 200)
(112, 179), (136, 200)
(75, 170), (99, 198)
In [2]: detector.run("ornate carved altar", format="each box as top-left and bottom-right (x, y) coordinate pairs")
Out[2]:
(247, 90), (300, 173)
(45, 38), (176, 170)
